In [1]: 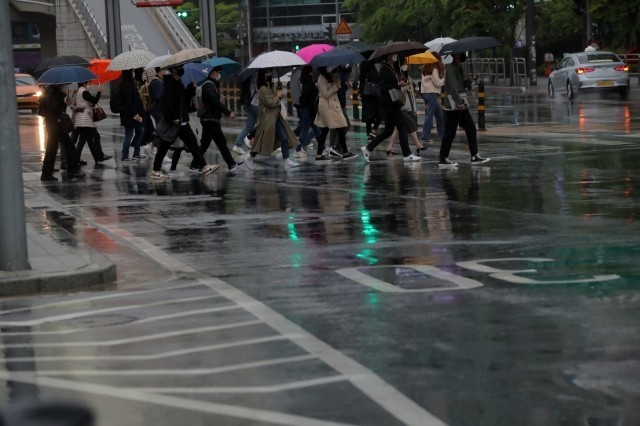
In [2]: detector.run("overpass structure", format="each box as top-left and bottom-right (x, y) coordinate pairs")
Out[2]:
(10, 0), (200, 70)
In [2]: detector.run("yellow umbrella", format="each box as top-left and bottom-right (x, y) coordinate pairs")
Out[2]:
(406, 50), (438, 65)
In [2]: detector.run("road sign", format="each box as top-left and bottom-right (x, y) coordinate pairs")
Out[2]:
(135, 0), (184, 7)
(334, 18), (352, 35)
(336, 34), (351, 42)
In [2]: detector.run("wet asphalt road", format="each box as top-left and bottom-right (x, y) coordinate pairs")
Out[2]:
(4, 89), (640, 426)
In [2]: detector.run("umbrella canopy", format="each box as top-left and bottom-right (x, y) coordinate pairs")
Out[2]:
(310, 49), (365, 68)
(368, 41), (427, 62)
(181, 62), (210, 88)
(425, 37), (457, 53)
(440, 36), (502, 55)
(87, 59), (121, 85)
(144, 54), (172, 71)
(335, 41), (378, 59)
(107, 50), (157, 71)
(34, 55), (90, 75)
(247, 50), (307, 70)
(295, 44), (334, 63)
(37, 66), (97, 85)
(201, 57), (241, 76)
(162, 47), (215, 69)
(406, 50), (438, 65)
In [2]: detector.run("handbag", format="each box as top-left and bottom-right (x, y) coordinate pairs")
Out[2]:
(93, 105), (107, 122)
(362, 81), (381, 98)
(279, 99), (288, 119)
(155, 119), (180, 143)
(59, 113), (74, 134)
(388, 88), (407, 106)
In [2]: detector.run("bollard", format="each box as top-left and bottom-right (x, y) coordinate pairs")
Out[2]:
(352, 81), (360, 121)
(440, 86), (445, 106)
(286, 82), (293, 115)
(477, 80), (486, 131)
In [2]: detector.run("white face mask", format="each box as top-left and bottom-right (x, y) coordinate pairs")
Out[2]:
(214, 73), (222, 81)
(391, 54), (398, 62)
(400, 64), (408, 71)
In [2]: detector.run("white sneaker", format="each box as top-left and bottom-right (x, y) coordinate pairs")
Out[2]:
(328, 147), (343, 158)
(284, 158), (299, 169)
(439, 158), (459, 168)
(142, 143), (155, 159)
(361, 146), (371, 163)
(243, 136), (252, 149)
(232, 146), (246, 155)
(244, 152), (255, 170)
(202, 164), (220, 175)
(403, 154), (421, 162)
(272, 147), (283, 160)
(150, 170), (169, 180)
(294, 150), (308, 159)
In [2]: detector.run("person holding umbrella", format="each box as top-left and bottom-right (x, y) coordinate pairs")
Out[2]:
(38, 83), (85, 181)
(118, 69), (145, 161)
(439, 52), (490, 167)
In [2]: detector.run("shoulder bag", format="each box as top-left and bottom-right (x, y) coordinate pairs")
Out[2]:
(93, 105), (107, 122)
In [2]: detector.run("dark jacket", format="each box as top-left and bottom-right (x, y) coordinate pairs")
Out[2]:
(200, 77), (232, 121)
(119, 79), (144, 128)
(159, 74), (195, 124)
(378, 62), (401, 109)
(149, 76), (163, 118)
(40, 86), (68, 126)
(336, 67), (351, 108)
(299, 79), (318, 117)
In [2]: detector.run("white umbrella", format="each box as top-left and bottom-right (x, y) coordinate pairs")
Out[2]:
(425, 37), (457, 53)
(161, 48), (214, 69)
(247, 50), (307, 69)
(107, 50), (157, 71)
(145, 54), (172, 70)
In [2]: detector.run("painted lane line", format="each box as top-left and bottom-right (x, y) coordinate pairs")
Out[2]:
(0, 294), (224, 327)
(0, 280), (202, 317)
(1, 320), (264, 348)
(35, 354), (318, 377)
(134, 375), (354, 394)
(0, 372), (357, 426)
(0, 305), (245, 336)
(3, 335), (299, 363)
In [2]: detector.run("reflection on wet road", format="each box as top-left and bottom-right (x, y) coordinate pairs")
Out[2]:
(6, 91), (640, 425)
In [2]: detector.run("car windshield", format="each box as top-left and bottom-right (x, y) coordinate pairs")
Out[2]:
(15, 75), (37, 86)
(579, 53), (620, 64)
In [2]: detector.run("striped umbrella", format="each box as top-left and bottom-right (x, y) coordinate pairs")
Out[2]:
(107, 50), (157, 71)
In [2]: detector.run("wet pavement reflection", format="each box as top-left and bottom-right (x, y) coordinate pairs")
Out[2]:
(5, 90), (640, 425)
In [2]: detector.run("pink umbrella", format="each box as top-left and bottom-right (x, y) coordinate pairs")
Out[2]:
(295, 44), (334, 63)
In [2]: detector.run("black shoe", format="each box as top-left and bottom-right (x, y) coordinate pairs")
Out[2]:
(67, 171), (86, 179)
(40, 174), (58, 182)
(78, 160), (88, 166)
(97, 155), (113, 163)
(471, 155), (490, 165)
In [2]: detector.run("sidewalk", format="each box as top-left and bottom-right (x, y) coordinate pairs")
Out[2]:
(0, 191), (116, 298)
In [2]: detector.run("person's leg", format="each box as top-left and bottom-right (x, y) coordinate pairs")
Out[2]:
(337, 127), (348, 153)
(439, 110), (459, 161)
(82, 128), (103, 161)
(42, 126), (60, 178)
(434, 102), (445, 139)
(297, 108), (313, 150)
(192, 121), (214, 169)
(316, 127), (329, 156)
(122, 126), (133, 160)
(366, 109), (396, 152)
(234, 105), (257, 147)
(210, 122), (236, 168)
(393, 109), (411, 157)
(132, 122), (144, 157)
(171, 148), (185, 170)
(421, 93), (434, 140)
(387, 128), (399, 152)
(76, 128), (88, 158)
(459, 109), (479, 156)
(153, 139), (172, 171)
(179, 125), (208, 169)
(275, 121), (291, 160)
(60, 130), (81, 175)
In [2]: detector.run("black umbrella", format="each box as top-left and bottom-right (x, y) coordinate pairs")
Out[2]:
(368, 41), (427, 62)
(336, 41), (379, 59)
(310, 49), (365, 67)
(440, 36), (501, 56)
(33, 55), (91, 75)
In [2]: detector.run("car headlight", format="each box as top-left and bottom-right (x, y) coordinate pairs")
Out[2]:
(35, 91), (43, 97)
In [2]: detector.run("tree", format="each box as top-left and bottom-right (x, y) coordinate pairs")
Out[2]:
(175, 1), (242, 57)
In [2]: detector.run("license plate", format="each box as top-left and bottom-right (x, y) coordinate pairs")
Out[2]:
(597, 80), (614, 87)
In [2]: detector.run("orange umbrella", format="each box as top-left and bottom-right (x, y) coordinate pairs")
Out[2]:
(406, 50), (438, 65)
(88, 59), (121, 85)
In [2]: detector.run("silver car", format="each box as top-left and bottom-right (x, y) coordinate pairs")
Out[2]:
(548, 51), (630, 100)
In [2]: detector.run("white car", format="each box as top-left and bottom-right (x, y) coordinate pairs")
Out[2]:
(548, 51), (630, 100)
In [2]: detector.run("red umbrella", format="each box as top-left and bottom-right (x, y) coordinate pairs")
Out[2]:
(88, 59), (121, 85)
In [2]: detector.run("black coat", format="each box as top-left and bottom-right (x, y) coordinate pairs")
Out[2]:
(159, 74), (196, 123)
(378, 63), (401, 109)
(119, 80), (144, 128)
(200, 77), (231, 121)
(40, 86), (67, 123)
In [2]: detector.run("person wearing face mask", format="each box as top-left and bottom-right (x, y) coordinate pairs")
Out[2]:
(149, 65), (220, 179)
(189, 65), (243, 173)
(386, 66), (425, 156)
(244, 68), (300, 171)
(439, 52), (490, 167)
(361, 53), (420, 163)
(118, 69), (145, 161)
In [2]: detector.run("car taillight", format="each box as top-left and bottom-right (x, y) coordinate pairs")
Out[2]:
(614, 65), (629, 72)
(576, 67), (595, 74)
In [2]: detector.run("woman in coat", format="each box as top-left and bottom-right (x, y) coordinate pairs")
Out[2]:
(73, 82), (112, 164)
(313, 66), (357, 161)
(119, 69), (145, 161)
(420, 52), (445, 141)
(244, 68), (299, 170)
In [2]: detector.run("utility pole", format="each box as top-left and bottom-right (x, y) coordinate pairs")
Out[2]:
(105, 0), (122, 58)
(200, 0), (218, 54)
(0, 0), (29, 271)
(526, 0), (537, 86)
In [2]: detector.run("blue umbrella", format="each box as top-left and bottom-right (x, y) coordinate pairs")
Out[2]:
(200, 57), (241, 77)
(309, 49), (365, 68)
(37, 66), (97, 85)
(181, 62), (211, 88)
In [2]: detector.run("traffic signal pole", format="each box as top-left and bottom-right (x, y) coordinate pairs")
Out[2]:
(200, 0), (218, 54)
(0, 0), (30, 271)
(526, 0), (537, 86)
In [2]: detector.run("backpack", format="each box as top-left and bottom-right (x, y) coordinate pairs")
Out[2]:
(109, 88), (121, 114)
(194, 80), (214, 118)
(140, 77), (159, 113)
(239, 77), (255, 107)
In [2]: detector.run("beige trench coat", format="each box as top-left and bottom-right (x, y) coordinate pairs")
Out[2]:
(253, 85), (297, 155)
(314, 74), (348, 129)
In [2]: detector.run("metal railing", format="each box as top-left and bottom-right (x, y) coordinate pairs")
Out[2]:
(151, 6), (201, 51)
(510, 57), (528, 87)
(464, 58), (507, 86)
(620, 53), (640, 87)
(66, 0), (108, 58)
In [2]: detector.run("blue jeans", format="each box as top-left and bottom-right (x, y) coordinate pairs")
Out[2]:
(420, 92), (444, 140)
(235, 104), (258, 147)
(122, 122), (144, 159)
(297, 107), (319, 150)
(275, 120), (291, 160)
